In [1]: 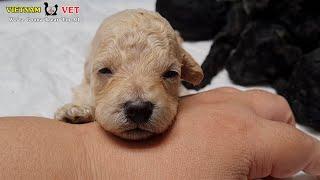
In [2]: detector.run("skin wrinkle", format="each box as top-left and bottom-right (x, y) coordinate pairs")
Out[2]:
(304, 143), (320, 174)
(271, 128), (306, 177)
(248, 121), (273, 178)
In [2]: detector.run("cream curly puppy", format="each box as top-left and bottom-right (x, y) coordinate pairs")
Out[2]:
(55, 9), (203, 140)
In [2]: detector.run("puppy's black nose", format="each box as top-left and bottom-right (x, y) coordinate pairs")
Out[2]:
(124, 101), (154, 123)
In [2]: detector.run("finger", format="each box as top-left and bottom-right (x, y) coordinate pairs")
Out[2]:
(243, 90), (295, 125)
(248, 119), (320, 179)
(185, 89), (295, 125)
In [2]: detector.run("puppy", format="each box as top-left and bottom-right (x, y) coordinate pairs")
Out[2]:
(55, 9), (203, 140)
(226, 22), (302, 87)
(278, 48), (320, 130)
(156, 0), (231, 41)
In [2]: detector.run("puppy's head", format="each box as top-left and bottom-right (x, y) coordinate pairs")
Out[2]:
(85, 9), (203, 140)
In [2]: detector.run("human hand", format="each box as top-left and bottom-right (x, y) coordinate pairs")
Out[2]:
(78, 88), (320, 179)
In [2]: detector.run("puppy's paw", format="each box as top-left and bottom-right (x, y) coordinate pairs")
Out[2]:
(54, 104), (94, 124)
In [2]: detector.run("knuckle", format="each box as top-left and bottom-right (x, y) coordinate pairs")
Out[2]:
(274, 94), (289, 106)
(245, 89), (273, 97)
(244, 89), (273, 104)
(246, 89), (288, 104)
(273, 95), (294, 117)
(215, 87), (240, 94)
(246, 89), (284, 104)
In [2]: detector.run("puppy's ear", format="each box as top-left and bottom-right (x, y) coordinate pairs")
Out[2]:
(180, 47), (204, 86)
(83, 59), (91, 84)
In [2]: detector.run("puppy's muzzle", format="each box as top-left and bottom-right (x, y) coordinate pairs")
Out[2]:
(124, 100), (154, 124)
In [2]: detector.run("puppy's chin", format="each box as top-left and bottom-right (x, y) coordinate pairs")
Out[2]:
(97, 119), (171, 140)
(117, 128), (155, 140)
(95, 116), (165, 140)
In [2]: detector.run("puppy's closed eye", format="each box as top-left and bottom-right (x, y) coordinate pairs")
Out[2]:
(98, 67), (112, 75)
(162, 70), (179, 79)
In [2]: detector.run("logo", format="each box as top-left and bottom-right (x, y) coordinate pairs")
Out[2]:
(5, 2), (80, 23)
(44, 2), (58, 16)
(6, 6), (41, 13)
(61, 6), (79, 14)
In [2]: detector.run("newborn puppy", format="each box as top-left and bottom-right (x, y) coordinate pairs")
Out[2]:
(279, 48), (320, 130)
(183, 2), (248, 90)
(226, 22), (302, 87)
(156, 0), (231, 41)
(55, 9), (203, 140)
